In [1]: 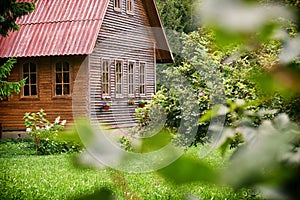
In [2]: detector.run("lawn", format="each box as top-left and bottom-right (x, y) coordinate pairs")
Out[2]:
(0, 141), (261, 200)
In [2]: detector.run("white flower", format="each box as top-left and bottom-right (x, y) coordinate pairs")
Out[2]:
(54, 116), (61, 124)
(26, 128), (31, 132)
(45, 125), (51, 130)
(36, 126), (40, 130)
(61, 120), (67, 126)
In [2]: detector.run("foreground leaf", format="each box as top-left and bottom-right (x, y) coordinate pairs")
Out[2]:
(158, 156), (217, 184)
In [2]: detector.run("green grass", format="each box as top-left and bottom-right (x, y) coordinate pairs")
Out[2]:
(0, 142), (262, 200)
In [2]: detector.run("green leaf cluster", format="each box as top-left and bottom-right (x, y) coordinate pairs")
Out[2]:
(0, 58), (27, 100)
(0, 0), (36, 37)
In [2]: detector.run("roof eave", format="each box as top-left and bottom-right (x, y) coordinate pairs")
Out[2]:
(143, 0), (174, 64)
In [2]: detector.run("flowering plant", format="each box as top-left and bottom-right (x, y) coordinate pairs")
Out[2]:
(128, 99), (135, 105)
(101, 98), (112, 110)
(102, 101), (111, 106)
(24, 109), (66, 150)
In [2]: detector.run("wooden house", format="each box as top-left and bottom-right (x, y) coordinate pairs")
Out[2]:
(0, 0), (173, 134)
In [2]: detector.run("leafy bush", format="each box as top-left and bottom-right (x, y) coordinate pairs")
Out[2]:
(143, 26), (300, 146)
(0, 138), (36, 157)
(23, 109), (82, 155)
(118, 136), (132, 152)
(37, 139), (82, 155)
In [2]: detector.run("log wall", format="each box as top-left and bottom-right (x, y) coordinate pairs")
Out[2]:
(0, 55), (87, 131)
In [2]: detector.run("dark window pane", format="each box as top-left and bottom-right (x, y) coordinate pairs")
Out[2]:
(30, 63), (36, 72)
(31, 85), (37, 95)
(63, 62), (69, 71)
(24, 85), (29, 96)
(63, 73), (69, 83)
(31, 74), (36, 84)
(56, 85), (62, 95)
(23, 63), (29, 72)
(56, 63), (62, 72)
(56, 73), (62, 83)
(63, 84), (70, 95)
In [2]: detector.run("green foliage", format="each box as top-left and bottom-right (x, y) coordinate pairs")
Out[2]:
(23, 109), (81, 155)
(135, 106), (150, 126)
(158, 155), (217, 184)
(0, 1), (35, 100)
(0, 0), (36, 37)
(119, 136), (133, 152)
(156, 0), (198, 33)
(0, 58), (27, 100)
(37, 139), (82, 155)
(0, 138), (36, 157)
(24, 109), (64, 146)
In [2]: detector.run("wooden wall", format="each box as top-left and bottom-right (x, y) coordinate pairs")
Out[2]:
(0, 55), (87, 131)
(89, 0), (156, 114)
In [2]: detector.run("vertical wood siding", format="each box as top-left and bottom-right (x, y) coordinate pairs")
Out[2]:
(89, 0), (156, 115)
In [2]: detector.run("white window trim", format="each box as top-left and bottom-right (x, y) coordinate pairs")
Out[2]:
(139, 61), (146, 97)
(115, 59), (124, 98)
(127, 60), (135, 97)
(101, 58), (111, 98)
(114, 0), (122, 12)
(126, 0), (134, 15)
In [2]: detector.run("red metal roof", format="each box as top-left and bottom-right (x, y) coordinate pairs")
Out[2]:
(0, 0), (109, 58)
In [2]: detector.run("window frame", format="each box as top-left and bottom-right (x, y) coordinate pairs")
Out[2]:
(114, 0), (122, 12)
(21, 61), (39, 99)
(52, 61), (72, 98)
(115, 59), (124, 98)
(126, 0), (134, 15)
(101, 58), (111, 98)
(127, 60), (135, 97)
(138, 62), (146, 97)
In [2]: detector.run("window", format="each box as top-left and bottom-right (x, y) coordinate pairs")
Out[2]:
(115, 60), (123, 96)
(102, 59), (110, 96)
(114, 0), (122, 12)
(139, 62), (146, 95)
(23, 62), (37, 97)
(128, 61), (135, 96)
(55, 62), (70, 96)
(126, 0), (134, 14)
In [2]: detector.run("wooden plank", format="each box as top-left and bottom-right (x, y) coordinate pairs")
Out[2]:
(0, 55), (88, 131)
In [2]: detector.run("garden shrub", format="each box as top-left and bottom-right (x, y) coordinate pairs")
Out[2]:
(23, 109), (82, 155)
(136, 28), (299, 146)
(37, 139), (82, 155)
(0, 138), (36, 157)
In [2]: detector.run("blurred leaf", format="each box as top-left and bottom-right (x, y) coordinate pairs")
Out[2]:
(252, 68), (295, 98)
(221, 119), (295, 189)
(199, 104), (229, 123)
(71, 119), (96, 146)
(158, 156), (217, 184)
(72, 187), (115, 200)
(136, 129), (173, 153)
(258, 22), (278, 42)
(214, 28), (245, 48)
(56, 128), (84, 147)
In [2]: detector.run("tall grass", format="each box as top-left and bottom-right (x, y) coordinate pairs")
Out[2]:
(0, 142), (261, 199)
